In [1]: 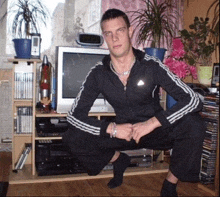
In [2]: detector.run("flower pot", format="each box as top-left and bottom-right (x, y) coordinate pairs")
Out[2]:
(13, 39), (31, 59)
(144, 48), (167, 62)
(197, 66), (212, 86)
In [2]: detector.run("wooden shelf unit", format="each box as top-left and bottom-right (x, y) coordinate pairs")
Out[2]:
(33, 111), (117, 175)
(35, 110), (116, 119)
(9, 162), (169, 184)
(10, 59), (42, 171)
(9, 58), (168, 184)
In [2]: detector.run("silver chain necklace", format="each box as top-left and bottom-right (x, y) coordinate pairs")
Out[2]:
(110, 57), (136, 77)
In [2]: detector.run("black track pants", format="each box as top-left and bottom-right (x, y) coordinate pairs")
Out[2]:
(62, 112), (205, 181)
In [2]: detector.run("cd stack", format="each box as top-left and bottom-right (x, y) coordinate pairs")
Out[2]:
(200, 94), (219, 184)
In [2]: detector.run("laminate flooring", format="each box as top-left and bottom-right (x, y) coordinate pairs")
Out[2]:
(0, 152), (214, 196)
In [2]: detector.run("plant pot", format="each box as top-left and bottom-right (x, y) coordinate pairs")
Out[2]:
(13, 39), (31, 59)
(144, 48), (167, 62)
(197, 66), (213, 86)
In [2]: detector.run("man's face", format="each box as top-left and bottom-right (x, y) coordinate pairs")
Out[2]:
(102, 17), (133, 58)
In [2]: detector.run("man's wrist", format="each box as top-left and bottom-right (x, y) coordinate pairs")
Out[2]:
(107, 122), (117, 138)
(110, 122), (117, 138)
(107, 122), (113, 134)
(150, 117), (162, 128)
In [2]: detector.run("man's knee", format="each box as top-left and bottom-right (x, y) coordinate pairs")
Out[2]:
(173, 113), (205, 140)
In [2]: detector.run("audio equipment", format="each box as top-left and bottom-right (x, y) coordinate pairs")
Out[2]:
(76, 33), (104, 47)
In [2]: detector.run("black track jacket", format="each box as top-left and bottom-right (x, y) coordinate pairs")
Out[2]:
(67, 48), (203, 137)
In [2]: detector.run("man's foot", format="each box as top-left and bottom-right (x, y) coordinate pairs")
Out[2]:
(160, 179), (178, 197)
(107, 153), (130, 189)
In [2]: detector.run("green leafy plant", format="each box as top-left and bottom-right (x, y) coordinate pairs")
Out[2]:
(130, 0), (179, 49)
(0, 0), (50, 38)
(180, 17), (219, 66)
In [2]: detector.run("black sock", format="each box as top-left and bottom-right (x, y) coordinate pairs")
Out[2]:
(160, 179), (178, 197)
(107, 153), (130, 189)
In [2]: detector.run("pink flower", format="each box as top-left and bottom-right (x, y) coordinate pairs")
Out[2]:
(164, 38), (197, 80)
(170, 38), (186, 58)
(189, 66), (198, 79)
(172, 38), (184, 50)
(173, 61), (188, 79)
(170, 48), (185, 58)
(164, 58), (174, 68)
(164, 58), (176, 73)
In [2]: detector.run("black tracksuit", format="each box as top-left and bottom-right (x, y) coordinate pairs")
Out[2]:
(62, 48), (205, 181)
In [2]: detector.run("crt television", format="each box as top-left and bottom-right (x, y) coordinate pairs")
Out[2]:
(56, 46), (114, 114)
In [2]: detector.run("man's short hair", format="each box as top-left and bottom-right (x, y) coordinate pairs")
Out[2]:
(101, 8), (130, 30)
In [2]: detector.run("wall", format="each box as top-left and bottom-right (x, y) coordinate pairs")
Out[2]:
(0, 69), (12, 151)
(0, 0), (13, 151)
(183, 0), (215, 29)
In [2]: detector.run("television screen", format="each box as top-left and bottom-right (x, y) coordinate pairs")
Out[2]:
(62, 52), (105, 98)
(56, 46), (114, 113)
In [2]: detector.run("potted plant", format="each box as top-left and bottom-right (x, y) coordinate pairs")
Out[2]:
(180, 16), (219, 85)
(130, 0), (179, 61)
(0, 0), (50, 59)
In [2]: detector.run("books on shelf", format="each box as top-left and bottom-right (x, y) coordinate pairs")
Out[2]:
(14, 72), (34, 99)
(15, 106), (33, 134)
(15, 143), (32, 170)
(14, 61), (34, 100)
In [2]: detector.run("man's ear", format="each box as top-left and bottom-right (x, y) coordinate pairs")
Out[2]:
(129, 26), (134, 39)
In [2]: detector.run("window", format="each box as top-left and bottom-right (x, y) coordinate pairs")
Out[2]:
(5, 0), (102, 58)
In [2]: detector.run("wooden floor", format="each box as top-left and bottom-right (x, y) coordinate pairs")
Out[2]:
(0, 152), (215, 196)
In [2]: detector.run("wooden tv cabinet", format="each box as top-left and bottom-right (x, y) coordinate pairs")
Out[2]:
(9, 58), (168, 184)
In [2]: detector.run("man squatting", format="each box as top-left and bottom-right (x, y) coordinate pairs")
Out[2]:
(62, 9), (205, 197)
